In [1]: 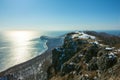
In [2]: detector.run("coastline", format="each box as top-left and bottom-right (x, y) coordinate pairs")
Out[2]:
(0, 36), (64, 79)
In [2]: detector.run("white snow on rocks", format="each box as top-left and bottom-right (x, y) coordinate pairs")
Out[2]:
(108, 52), (116, 59)
(69, 62), (75, 65)
(118, 49), (120, 52)
(105, 47), (114, 51)
(71, 32), (96, 40)
(94, 41), (99, 44)
(79, 32), (96, 39)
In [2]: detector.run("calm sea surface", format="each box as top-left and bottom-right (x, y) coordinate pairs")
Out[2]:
(0, 30), (69, 72)
(0, 30), (119, 72)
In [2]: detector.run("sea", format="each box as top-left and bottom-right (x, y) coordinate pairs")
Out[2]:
(0, 30), (119, 72)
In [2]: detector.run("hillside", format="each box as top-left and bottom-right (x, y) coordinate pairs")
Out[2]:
(0, 31), (120, 80)
(47, 31), (120, 80)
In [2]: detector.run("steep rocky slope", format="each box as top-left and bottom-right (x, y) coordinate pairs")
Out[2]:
(0, 31), (119, 80)
(47, 31), (120, 80)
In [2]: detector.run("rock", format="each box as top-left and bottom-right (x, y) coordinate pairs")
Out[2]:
(97, 52), (117, 71)
(60, 62), (75, 75)
(84, 44), (100, 63)
(48, 31), (120, 80)
(80, 74), (90, 80)
(105, 47), (114, 51)
(71, 53), (83, 64)
(88, 57), (98, 71)
(52, 47), (64, 71)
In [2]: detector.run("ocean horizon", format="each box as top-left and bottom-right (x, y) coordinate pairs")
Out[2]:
(0, 30), (119, 72)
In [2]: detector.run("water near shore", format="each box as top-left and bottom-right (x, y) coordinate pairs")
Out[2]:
(0, 30), (119, 72)
(0, 30), (69, 72)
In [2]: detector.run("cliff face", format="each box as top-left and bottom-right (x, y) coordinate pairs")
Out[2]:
(0, 31), (119, 80)
(48, 31), (120, 80)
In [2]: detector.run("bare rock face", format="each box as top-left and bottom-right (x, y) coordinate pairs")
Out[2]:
(0, 31), (119, 80)
(51, 32), (91, 73)
(48, 31), (120, 80)
(84, 44), (100, 63)
(88, 57), (98, 71)
(97, 52), (117, 71)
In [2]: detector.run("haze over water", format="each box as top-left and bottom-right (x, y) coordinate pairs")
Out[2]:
(0, 30), (69, 72)
(0, 30), (120, 72)
(0, 30), (47, 72)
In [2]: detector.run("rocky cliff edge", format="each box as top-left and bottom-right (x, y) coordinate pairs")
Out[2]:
(47, 31), (120, 80)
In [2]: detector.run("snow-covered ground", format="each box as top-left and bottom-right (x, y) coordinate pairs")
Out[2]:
(71, 32), (96, 40)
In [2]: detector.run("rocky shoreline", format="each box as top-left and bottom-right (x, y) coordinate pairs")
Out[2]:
(0, 31), (120, 80)
(0, 36), (63, 80)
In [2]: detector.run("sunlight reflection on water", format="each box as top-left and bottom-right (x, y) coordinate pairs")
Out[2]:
(0, 30), (46, 72)
(7, 31), (36, 63)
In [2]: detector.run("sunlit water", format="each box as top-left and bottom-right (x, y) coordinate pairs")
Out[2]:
(0, 30), (119, 72)
(0, 31), (48, 72)
(0, 30), (69, 72)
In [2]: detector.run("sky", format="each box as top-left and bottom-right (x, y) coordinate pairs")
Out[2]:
(0, 0), (120, 31)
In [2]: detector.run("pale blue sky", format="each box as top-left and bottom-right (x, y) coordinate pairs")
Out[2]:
(0, 0), (120, 31)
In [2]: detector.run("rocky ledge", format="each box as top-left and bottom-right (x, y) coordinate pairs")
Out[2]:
(47, 31), (120, 80)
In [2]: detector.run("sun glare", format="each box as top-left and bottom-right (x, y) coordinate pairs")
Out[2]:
(7, 31), (34, 45)
(6, 30), (36, 63)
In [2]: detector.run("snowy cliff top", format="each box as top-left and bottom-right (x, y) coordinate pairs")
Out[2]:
(71, 32), (96, 40)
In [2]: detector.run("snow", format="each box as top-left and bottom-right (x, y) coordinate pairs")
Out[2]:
(72, 71), (76, 74)
(85, 74), (89, 77)
(108, 52), (116, 59)
(39, 63), (42, 67)
(18, 76), (23, 80)
(99, 44), (104, 46)
(118, 49), (120, 52)
(78, 32), (96, 39)
(78, 54), (83, 57)
(105, 47), (113, 50)
(94, 76), (97, 80)
(71, 34), (79, 38)
(69, 62), (74, 65)
(71, 32), (96, 40)
(94, 41), (99, 44)
(109, 52), (115, 55)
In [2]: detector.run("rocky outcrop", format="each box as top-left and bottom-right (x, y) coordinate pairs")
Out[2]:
(0, 31), (119, 80)
(48, 31), (120, 80)
(97, 52), (117, 71)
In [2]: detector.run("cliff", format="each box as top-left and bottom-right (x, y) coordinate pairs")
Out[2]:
(48, 31), (120, 80)
(0, 31), (120, 80)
